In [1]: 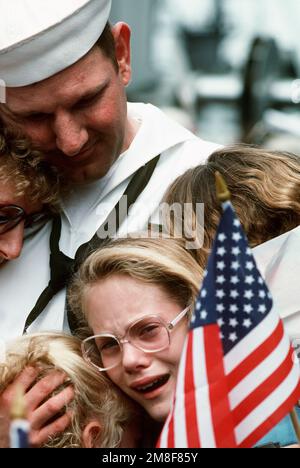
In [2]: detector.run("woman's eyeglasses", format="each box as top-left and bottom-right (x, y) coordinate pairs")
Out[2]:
(0, 204), (48, 235)
(81, 306), (191, 372)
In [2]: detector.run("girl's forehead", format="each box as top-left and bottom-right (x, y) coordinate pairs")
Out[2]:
(0, 179), (41, 213)
(85, 278), (182, 335)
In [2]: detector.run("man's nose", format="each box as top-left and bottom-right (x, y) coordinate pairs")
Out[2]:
(121, 342), (152, 372)
(53, 110), (89, 157)
(0, 223), (24, 260)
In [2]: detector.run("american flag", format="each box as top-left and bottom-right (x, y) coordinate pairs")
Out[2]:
(157, 201), (300, 448)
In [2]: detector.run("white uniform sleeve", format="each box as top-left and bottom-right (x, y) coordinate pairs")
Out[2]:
(253, 226), (300, 337)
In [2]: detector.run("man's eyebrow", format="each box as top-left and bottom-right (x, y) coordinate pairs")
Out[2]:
(11, 108), (49, 119)
(0, 103), (30, 119)
(73, 82), (108, 107)
(17, 110), (48, 118)
(11, 82), (108, 117)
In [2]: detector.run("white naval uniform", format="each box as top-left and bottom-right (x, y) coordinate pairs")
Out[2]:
(0, 103), (219, 342)
(253, 226), (300, 339)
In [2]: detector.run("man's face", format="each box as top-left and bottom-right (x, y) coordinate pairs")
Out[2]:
(3, 24), (132, 184)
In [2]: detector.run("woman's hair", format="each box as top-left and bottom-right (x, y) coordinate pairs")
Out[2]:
(164, 145), (300, 269)
(0, 333), (135, 448)
(0, 122), (60, 210)
(68, 236), (204, 326)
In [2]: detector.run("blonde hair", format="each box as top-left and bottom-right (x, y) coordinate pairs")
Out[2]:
(68, 237), (203, 326)
(0, 333), (135, 448)
(0, 122), (60, 210)
(164, 145), (300, 269)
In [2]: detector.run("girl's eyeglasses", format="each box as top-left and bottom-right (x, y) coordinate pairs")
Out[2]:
(82, 306), (191, 372)
(0, 204), (48, 235)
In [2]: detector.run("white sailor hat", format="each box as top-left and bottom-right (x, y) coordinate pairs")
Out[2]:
(0, 0), (112, 87)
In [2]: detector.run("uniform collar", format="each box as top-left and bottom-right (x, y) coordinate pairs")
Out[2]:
(98, 103), (196, 201)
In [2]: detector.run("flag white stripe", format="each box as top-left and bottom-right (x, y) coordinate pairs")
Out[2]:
(225, 311), (280, 374)
(159, 409), (173, 448)
(159, 337), (190, 448)
(173, 337), (189, 448)
(235, 364), (300, 445)
(193, 328), (216, 448)
(229, 333), (291, 409)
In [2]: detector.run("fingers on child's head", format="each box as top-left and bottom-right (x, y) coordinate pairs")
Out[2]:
(30, 411), (73, 448)
(25, 370), (72, 412)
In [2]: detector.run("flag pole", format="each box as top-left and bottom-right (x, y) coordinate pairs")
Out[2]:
(290, 408), (300, 444)
(215, 171), (231, 202)
(10, 385), (30, 448)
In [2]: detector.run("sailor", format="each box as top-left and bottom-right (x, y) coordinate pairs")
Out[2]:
(0, 0), (219, 341)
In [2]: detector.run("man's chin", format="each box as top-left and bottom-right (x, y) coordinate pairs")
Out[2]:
(62, 160), (114, 186)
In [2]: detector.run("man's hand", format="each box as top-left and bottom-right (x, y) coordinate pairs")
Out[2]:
(0, 367), (74, 448)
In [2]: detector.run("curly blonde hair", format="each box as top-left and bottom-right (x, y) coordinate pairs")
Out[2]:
(0, 333), (136, 448)
(164, 145), (300, 269)
(68, 236), (204, 326)
(0, 123), (60, 210)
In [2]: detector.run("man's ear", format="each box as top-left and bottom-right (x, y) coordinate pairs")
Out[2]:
(111, 22), (132, 86)
(82, 421), (102, 448)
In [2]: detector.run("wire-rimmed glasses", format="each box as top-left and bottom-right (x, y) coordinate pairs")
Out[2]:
(0, 204), (48, 235)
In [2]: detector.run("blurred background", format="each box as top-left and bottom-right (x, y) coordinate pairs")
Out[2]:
(110, 0), (300, 153)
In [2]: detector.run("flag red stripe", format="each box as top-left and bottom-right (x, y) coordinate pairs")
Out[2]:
(185, 332), (202, 447)
(238, 381), (300, 448)
(204, 325), (237, 448)
(167, 409), (175, 448)
(156, 434), (162, 448)
(232, 347), (295, 425)
(227, 321), (284, 391)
